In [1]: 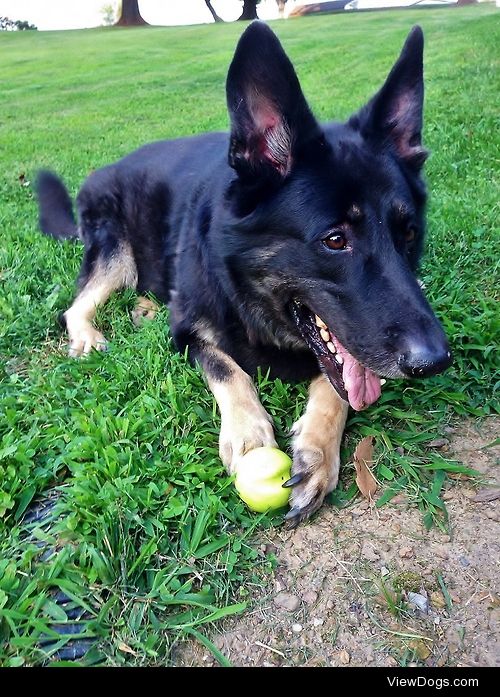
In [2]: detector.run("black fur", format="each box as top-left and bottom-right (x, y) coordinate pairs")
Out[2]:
(37, 22), (451, 387)
(36, 170), (78, 240)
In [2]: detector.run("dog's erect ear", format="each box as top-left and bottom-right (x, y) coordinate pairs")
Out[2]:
(226, 21), (320, 183)
(352, 26), (427, 170)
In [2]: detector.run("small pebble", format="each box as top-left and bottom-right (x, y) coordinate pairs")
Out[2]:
(408, 592), (429, 614)
(462, 488), (477, 499)
(399, 546), (414, 559)
(433, 546), (449, 559)
(381, 566), (390, 576)
(302, 590), (318, 605)
(274, 592), (300, 612)
(430, 591), (446, 609)
(312, 618), (324, 627)
(488, 609), (500, 633)
(292, 623), (303, 633)
(426, 438), (449, 449)
(339, 649), (350, 665)
(361, 542), (380, 561)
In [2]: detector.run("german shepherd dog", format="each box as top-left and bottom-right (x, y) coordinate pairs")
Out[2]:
(37, 22), (452, 525)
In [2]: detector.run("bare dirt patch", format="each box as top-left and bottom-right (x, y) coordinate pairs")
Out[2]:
(173, 417), (499, 667)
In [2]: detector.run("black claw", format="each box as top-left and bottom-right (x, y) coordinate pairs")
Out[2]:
(284, 506), (300, 520)
(282, 473), (304, 488)
(283, 507), (303, 528)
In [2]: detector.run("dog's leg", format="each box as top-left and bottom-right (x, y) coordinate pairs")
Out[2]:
(64, 242), (137, 357)
(195, 343), (277, 473)
(286, 374), (348, 526)
(131, 296), (159, 327)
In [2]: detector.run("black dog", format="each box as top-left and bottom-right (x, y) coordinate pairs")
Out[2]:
(37, 22), (451, 525)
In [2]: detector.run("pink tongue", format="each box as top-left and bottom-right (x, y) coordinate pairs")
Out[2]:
(334, 337), (381, 411)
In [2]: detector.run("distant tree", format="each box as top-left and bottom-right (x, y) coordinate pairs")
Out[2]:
(115, 0), (148, 27)
(276, 0), (288, 17)
(101, 3), (116, 26)
(0, 16), (37, 30)
(205, 1), (223, 22)
(239, 1), (261, 20)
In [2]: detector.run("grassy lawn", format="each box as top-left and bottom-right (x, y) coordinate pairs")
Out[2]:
(0, 4), (498, 666)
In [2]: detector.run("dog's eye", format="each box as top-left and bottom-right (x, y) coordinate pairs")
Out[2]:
(405, 227), (416, 244)
(323, 232), (347, 251)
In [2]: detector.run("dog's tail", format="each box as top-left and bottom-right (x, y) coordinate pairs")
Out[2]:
(36, 170), (79, 240)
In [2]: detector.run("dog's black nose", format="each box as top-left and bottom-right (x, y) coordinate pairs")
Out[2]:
(398, 342), (453, 378)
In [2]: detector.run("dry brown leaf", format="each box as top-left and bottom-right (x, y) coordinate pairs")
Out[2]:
(339, 649), (351, 664)
(353, 436), (377, 499)
(409, 639), (432, 661)
(448, 472), (471, 481)
(473, 488), (500, 503)
(430, 591), (446, 609)
(118, 641), (137, 656)
(426, 438), (449, 450)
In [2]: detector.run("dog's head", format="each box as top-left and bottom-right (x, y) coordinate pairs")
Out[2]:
(223, 22), (452, 410)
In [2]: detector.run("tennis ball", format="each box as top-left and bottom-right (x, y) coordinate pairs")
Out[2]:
(234, 446), (292, 512)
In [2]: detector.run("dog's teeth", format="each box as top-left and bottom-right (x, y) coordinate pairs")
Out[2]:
(335, 353), (343, 364)
(320, 328), (330, 342)
(327, 341), (335, 353)
(380, 379), (387, 386)
(315, 315), (327, 330)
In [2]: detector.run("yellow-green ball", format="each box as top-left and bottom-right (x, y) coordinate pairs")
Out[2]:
(234, 446), (292, 512)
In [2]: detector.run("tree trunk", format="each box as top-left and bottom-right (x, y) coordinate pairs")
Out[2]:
(115, 0), (149, 27)
(205, 0), (223, 22)
(239, 1), (259, 20)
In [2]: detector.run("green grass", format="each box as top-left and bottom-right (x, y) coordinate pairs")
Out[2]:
(0, 4), (499, 666)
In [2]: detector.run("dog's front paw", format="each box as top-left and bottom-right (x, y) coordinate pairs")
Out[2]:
(67, 326), (108, 357)
(284, 446), (339, 527)
(219, 406), (277, 474)
(131, 296), (158, 327)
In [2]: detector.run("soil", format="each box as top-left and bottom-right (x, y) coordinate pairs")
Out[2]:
(173, 416), (500, 667)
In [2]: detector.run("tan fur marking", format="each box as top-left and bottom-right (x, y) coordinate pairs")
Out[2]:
(131, 296), (159, 326)
(290, 374), (348, 518)
(193, 319), (221, 347)
(205, 347), (277, 473)
(65, 243), (137, 357)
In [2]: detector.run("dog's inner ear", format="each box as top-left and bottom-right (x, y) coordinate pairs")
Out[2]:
(226, 22), (319, 183)
(352, 26), (428, 169)
(242, 91), (292, 177)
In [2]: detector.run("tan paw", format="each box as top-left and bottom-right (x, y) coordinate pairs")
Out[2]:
(131, 297), (158, 326)
(68, 326), (108, 357)
(284, 445), (340, 527)
(219, 405), (277, 474)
